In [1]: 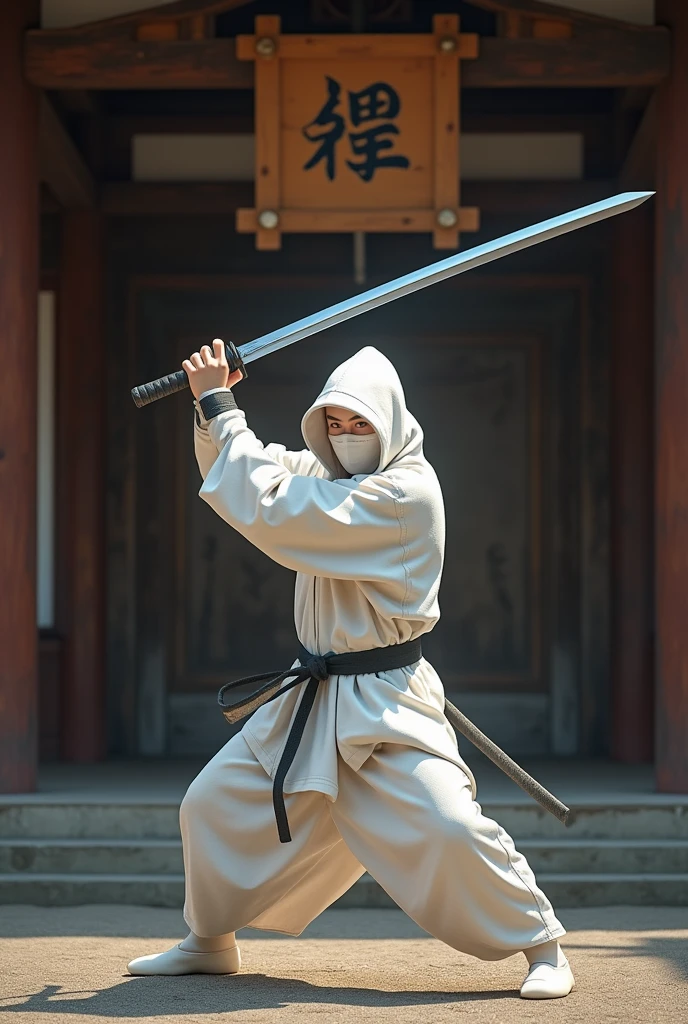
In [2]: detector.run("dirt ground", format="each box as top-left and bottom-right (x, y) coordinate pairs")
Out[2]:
(1, 905), (687, 1024)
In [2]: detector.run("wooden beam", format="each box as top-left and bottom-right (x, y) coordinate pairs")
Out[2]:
(0, 0), (40, 794)
(620, 94), (657, 189)
(26, 37), (252, 90)
(611, 201), (654, 764)
(56, 211), (106, 763)
(655, 0), (688, 793)
(25, 29), (670, 91)
(471, 33), (670, 88)
(59, 0), (650, 38)
(472, 0), (652, 30)
(39, 95), (96, 208)
(100, 178), (616, 217)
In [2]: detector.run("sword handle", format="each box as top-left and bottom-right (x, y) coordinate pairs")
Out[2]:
(131, 341), (247, 409)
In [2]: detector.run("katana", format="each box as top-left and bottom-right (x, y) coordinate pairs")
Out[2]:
(131, 190), (653, 408)
(129, 190), (653, 827)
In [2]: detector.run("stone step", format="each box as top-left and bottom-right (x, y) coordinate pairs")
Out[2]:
(1, 871), (688, 908)
(0, 839), (184, 875)
(0, 803), (181, 840)
(2, 837), (687, 876)
(0, 873), (184, 908)
(2, 800), (688, 840)
(485, 804), (688, 840)
(518, 839), (688, 874)
(340, 874), (688, 909)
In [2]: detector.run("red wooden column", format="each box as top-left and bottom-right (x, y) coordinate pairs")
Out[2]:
(0, 1), (40, 792)
(56, 211), (106, 761)
(610, 204), (654, 763)
(655, 0), (688, 791)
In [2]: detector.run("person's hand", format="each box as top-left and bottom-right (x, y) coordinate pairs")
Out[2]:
(182, 339), (243, 400)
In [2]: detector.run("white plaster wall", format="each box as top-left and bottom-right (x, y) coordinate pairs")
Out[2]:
(462, 133), (583, 180)
(132, 131), (584, 181)
(133, 133), (256, 181)
(41, 0), (655, 29)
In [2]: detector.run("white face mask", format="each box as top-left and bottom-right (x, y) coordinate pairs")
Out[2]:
(330, 432), (381, 475)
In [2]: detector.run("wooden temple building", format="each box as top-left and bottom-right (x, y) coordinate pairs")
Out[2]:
(1, 0), (686, 794)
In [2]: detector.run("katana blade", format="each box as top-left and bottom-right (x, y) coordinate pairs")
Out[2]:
(239, 191), (653, 365)
(131, 191), (653, 408)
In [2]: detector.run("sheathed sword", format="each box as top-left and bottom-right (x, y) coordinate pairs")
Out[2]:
(131, 190), (653, 408)
(131, 190), (654, 827)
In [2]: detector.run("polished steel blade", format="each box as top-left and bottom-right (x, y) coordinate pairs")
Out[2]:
(238, 191), (653, 365)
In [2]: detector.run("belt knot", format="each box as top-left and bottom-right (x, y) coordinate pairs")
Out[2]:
(216, 638), (422, 845)
(304, 654), (329, 681)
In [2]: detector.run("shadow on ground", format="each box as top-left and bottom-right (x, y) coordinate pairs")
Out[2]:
(0, 976), (518, 1017)
(1, 906), (686, 1022)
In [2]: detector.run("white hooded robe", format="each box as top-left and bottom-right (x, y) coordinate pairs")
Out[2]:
(181, 347), (566, 957)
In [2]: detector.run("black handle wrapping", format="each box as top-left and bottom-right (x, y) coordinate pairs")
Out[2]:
(131, 369), (188, 408)
(131, 341), (247, 409)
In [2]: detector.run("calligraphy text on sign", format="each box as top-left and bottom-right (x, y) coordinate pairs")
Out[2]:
(282, 59), (433, 210)
(303, 77), (410, 183)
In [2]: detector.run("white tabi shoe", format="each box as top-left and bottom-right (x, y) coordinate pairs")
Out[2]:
(520, 959), (575, 999)
(127, 943), (241, 976)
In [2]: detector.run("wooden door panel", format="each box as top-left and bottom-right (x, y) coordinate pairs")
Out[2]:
(175, 380), (312, 688)
(409, 340), (542, 690)
(122, 276), (591, 756)
(172, 328), (543, 696)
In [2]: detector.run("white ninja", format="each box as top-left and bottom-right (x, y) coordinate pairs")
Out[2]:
(128, 343), (575, 1000)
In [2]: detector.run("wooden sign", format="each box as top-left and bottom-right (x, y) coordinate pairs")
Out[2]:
(236, 14), (480, 250)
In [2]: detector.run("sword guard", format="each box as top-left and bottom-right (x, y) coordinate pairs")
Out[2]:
(224, 340), (248, 382)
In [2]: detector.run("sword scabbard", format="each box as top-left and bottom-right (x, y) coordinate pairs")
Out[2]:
(444, 698), (572, 826)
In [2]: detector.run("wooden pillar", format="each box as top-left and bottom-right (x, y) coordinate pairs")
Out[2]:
(56, 211), (105, 761)
(611, 204), (654, 763)
(655, 0), (688, 791)
(0, 1), (40, 792)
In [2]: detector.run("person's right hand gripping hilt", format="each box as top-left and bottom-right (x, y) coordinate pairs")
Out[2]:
(131, 340), (247, 408)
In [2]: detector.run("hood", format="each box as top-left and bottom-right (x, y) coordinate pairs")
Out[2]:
(301, 346), (424, 477)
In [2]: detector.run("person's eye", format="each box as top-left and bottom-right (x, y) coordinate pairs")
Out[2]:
(356, 422), (369, 429)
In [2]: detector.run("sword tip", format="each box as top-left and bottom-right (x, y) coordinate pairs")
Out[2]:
(616, 190), (656, 205)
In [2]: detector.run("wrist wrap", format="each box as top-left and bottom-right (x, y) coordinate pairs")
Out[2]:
(199, 389), (238, 421)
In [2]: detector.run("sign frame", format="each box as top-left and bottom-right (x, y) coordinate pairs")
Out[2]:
(236, 14), (480, 250)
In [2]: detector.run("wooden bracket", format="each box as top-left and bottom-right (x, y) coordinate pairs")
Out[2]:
(39, 96), (96, 209)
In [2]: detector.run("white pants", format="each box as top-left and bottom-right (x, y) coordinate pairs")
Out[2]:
(180, 732), (566, 961)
